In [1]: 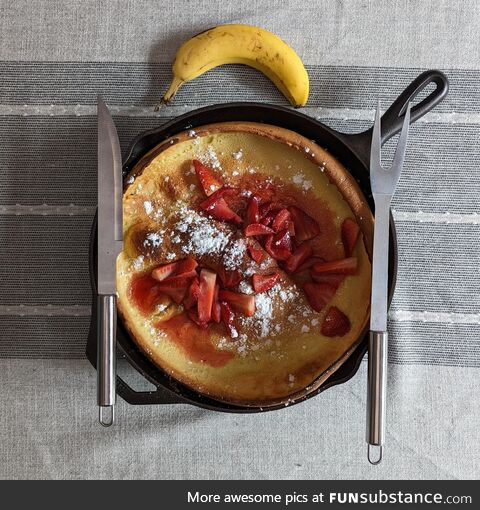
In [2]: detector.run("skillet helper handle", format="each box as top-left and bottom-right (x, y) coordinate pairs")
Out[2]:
(366, 330), (388, 465)
(97, 294), (117, 426)
(380, 70), (449, 142)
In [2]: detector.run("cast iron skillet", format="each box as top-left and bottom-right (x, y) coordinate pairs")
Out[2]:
(86, 70), (448, 412)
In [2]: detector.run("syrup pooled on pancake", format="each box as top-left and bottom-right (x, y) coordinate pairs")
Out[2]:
(117, 126), (371, 404)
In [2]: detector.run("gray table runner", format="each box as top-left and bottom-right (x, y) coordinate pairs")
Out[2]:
(1, 0), (479, 480)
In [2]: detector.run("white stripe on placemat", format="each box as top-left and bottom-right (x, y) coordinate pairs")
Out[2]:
(1, 304), (478, 324)
(0, 204), (95, 215)
(390, 310), (480, 325)
(392, 210), (480, 224)
(2, 204), (480, 226)
(2, 104), (480, 124)
(0, 305), (91, 317)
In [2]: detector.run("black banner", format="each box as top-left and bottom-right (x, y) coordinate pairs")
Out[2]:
(0, 480), (476, 508)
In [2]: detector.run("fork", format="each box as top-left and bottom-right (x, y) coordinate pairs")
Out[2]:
(367, 100), (411, 465)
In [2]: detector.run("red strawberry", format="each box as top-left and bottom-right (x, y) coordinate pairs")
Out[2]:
(321, 306), (351, 337)
(286, 220), (296, 236)
(303, 282), (336, 312)
(130, 274), (165, 314)
(245, 194), (261, 225)
(152, 257), (198, 281)
(341, 218), (360, 257)
(312, 257), (358, 275)
(192, 159), (222, 196)
(252, 273), (281, 293)
(273, 228), (293, 251)
(156, 277), (191, 304)
(218, 290), (255, 317)
(173, 256), (198, 278)
(271, 209), (291, 232)
(219, 268), (242, 288)
(288, 206), (320, 241)
(260, 210), (276, 227)
(247, 243), (264, 263)
(295, 256), (325, 273)
(311, 272), (345, 289)
(151, 261), (178, 282)
(187, 309), (209, 329)
(212, 284), (221, 323)
(264, 234), (291, 261)
(197, 186), (238, 209)
(183, 277), (200, 309)
(200, 196), (242, 225)
(197, 269), (217, 322)
(259, 201), (274, 216)
(245, 223), (275, 236)
(284, 243), (313, 273)
(220, 301), (236, 337)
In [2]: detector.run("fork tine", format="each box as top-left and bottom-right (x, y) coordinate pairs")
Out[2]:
(370, 99), (382, 170)
(391, 102), (411, 172)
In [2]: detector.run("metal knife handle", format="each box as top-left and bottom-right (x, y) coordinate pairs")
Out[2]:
(97, 294), (117, 427)
(366, 330), (388, 464)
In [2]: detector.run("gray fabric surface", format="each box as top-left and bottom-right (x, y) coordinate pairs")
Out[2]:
(0, 0), (479, 479)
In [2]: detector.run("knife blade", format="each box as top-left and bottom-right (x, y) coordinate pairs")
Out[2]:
(97, 96), (123, 426)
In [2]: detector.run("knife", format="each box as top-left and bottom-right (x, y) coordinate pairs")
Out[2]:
(367, 100), (411, 464)
(97, 96), (123, 427)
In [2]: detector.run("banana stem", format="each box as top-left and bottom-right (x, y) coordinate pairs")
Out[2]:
(155, 76), (185, 111)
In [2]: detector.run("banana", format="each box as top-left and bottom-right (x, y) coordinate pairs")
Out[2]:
(160, 24), (309, 108)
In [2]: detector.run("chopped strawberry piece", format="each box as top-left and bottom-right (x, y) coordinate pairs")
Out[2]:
(295, 256), (325, 273)
(130, 274), (165, 314)
(259, 201), (274, 217)
(187, 309), (209, 329)
(183, 277), (200, 309)
(264, 234), (291, 261)
(303, 282), (336, 312)
(260, 210), (276, 226)
(218, 290), (255, 317)
(156, 281), (189, 304)
(220, 301), (236, 337)
(219, 268), (242, 288)
(273, 228), (293, 252)
(341, 218), (360, 257)
(271, 209), (291, 232)
(288, 206), (320, 241)
(151, 261), (177, 282)
(192, 159), (222, 196)
(321, 306), (351, 337)
(174, 256), (198, 276)
(212, 284), (221, 323)
(152, 257), (198, 281)
(200, 196), (242, 225)
(252, 273), (281, 293)
(245, 223), (274, 236)
(286, 220), (296, 236)
(197, 186), (238, 209)
(311, 272), (345, 289)
(284, 243), (313, 273)
(247, 243), (264, 263)
(312, 257), (358, 275)
(245, 194), (261, 225)
(197, 269), (217, 322)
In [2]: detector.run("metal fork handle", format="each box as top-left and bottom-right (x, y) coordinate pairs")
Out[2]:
(367, 330), (388, 464)
(97, 294), (116, 427)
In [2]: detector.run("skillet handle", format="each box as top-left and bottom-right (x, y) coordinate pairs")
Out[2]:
(345, 70), (449, 167)
(379, 70), (449, 142)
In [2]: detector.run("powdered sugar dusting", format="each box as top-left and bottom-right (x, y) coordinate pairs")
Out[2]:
(171, 202), (230, 256)
(144, 201), (153, 215)
(223, 238), (248, 270)
(292, 173), (313, 191)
